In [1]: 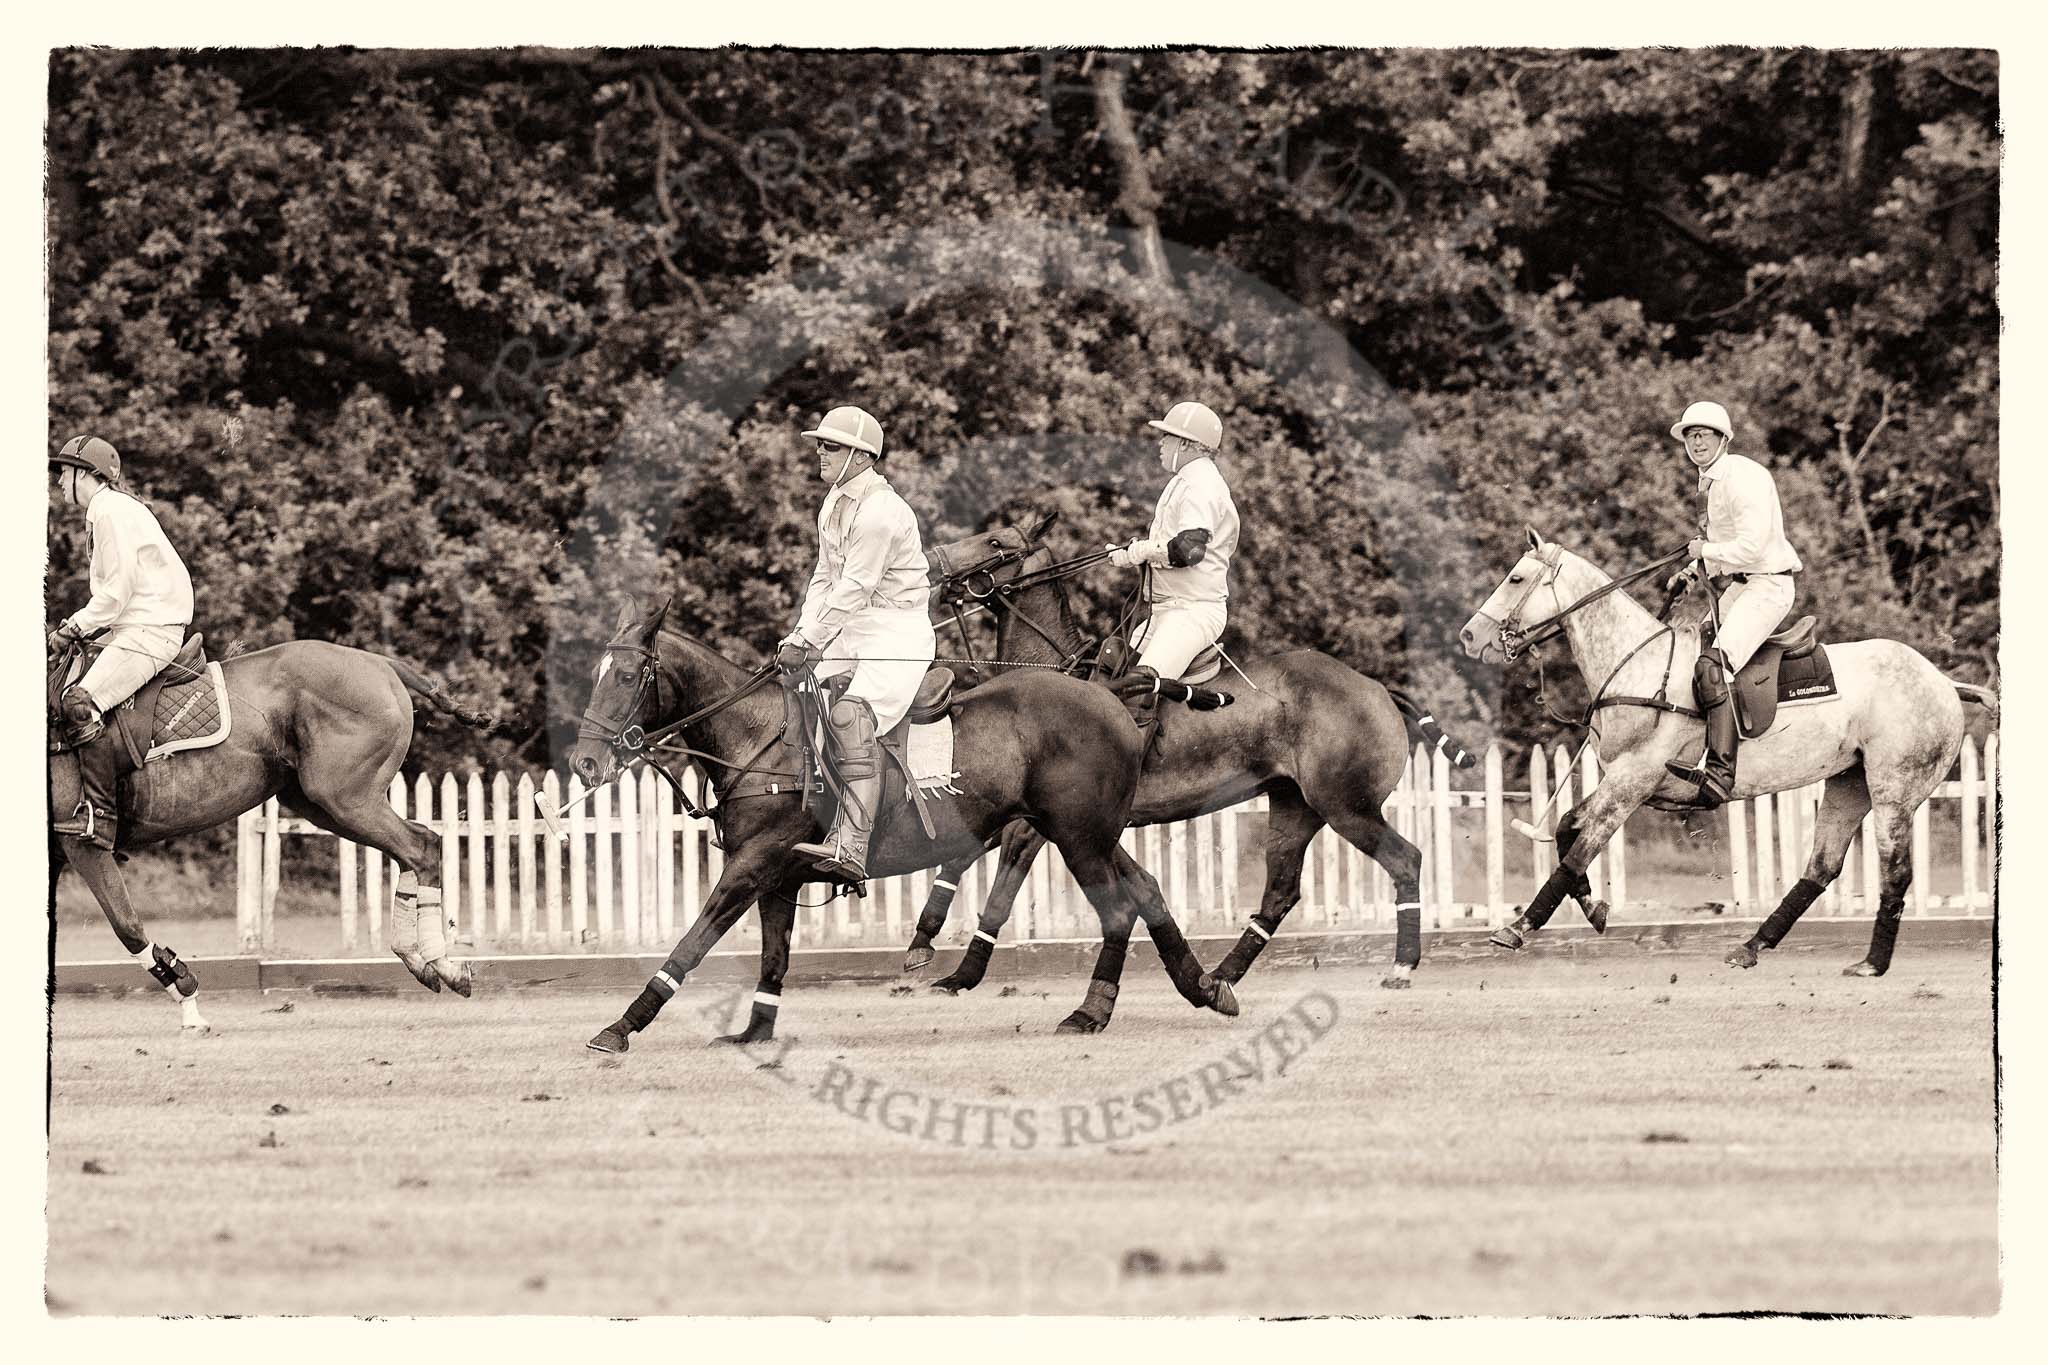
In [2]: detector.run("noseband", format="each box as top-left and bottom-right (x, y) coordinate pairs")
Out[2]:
(1494, 545), (1568, 663)
(577, 642), (663, 754)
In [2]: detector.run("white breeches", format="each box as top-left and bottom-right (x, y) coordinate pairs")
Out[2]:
(815, 607), (937, 733)
(1712, 575), (1796, 671)
(76, 623), (186, 714)
(1132, 599), (1227, 681)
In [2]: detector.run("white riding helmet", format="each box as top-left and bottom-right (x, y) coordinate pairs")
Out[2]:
(801, 405), (885, 457)
(1670, 400), (1734, 443)
(1146, 400), (1222, 451)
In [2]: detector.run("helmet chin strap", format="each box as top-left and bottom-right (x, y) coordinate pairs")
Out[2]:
(832, 448), (857, 485)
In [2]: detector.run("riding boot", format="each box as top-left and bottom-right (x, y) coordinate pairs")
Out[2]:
(1666, 650), (1738, 807)
(792, 696), (882, 881)
(53, 686), (117, 850)
(1116, 665), (1163, 760)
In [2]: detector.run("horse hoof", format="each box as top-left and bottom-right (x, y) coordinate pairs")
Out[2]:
(1380, 965), (1414, 990)
(713, 1029), (769, 1046)
(1206, 977), (1239, 1018)
(432, 960), (474, 998)
(1056, 1011), (1106, 1035)
(1725, 944), (1759, 969)
(1842, 960), (1885, 978)
(394, 950), (441, 992)
(586, 1027), (630, 1054)
(1489, 926), (1525, 951)
(928, 978), (967, 996)
(903, 946), (935, 973)
(1585, 901), (1610, 935)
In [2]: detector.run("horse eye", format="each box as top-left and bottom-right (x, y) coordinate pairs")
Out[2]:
(1508, 574), (1523, 584)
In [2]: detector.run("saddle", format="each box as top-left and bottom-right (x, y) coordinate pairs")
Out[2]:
(52, 633), (229, 771)
(1708, 615), (1839, 737)
(782, 666), (960, 846)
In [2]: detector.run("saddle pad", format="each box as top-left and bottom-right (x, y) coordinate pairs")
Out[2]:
(1732, 644), (1838, 737)
(144, 662), (232, 761)
(906, 717), (961, 795)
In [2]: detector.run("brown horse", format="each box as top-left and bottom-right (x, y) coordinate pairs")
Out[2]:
(567, 597), (1238, 1052)
(49, 638), (497, 1029)
(905, 513), (1477, 994)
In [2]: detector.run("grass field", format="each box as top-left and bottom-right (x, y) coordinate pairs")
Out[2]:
(47, 943), (1997, 1317)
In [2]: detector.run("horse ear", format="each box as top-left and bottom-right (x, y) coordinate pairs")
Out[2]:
(1028, 508), (1059, 541)
(1526, 527), (1543, 552)
(642, 594), (673, 637)
(612, 599), (640, 637)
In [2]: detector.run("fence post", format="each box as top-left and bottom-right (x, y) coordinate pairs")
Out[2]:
(1960, 738), (1980, 912)
(1911, 798), (1931, 915)
(260, 797), (282, 950)
(1776, 788), (1802, 901)
(569, 774), (590, 944)
(617, 774), (641, 948)
(655, 768), (676, 942)
(1221, 802), (1241, 922)
(678, 770), (701, 931)
(1985, 733), (1999, 912)
(1752, 793), (1775, 908)
(516, 773), (538, 948)
(1716, 799), (1742, 912)
(465, 772), (488, 946)
(1483, 746), (1505, 927)
(339, 835), (359, 954)
(1432, 745), (1454, 927)
(540, 771), (564, 945)
(639, 767), (661, 946)
(236, 808), (261, 951)
(1529, 747), (1552, 886)
(437, 773), (460, 945)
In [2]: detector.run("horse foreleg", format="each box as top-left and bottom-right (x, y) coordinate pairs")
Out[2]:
(1729, 767), (1868, 969)
(59, 837), (209, 1034)
(1492, 767), (1654, 951)
(588, 851), (785, 1054)
(719, 876), (802, 1045)
(1092, 845), (1236, 1024)
(930, 823), (1044, 995)
(1321, 804), (1424, 989)
(904, 849), (978, 972)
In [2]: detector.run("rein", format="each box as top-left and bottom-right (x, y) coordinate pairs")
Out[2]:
(1499, 547), (1703, 732)
(933, 544), (1104, 680)
(1498, 547), (1690, 662)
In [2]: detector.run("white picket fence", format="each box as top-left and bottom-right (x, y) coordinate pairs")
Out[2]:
(232, 737), (1999, 955)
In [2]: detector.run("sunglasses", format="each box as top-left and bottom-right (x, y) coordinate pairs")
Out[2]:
(814, 441), (850, 456)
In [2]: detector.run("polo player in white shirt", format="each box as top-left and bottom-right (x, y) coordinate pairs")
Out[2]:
(777, 406), (936, 880)
(48, 436), (195, 848)
(1104, 401), (1241, 739)
(1661, 400), (1805, 807)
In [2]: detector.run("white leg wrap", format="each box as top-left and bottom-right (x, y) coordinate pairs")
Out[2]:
(1244, 920), (1272, 942)
(973, 929), (997, 945)
(390, 869), (423, 953)
(415, 882), (449, 961)
(753, 990), (781, 1011)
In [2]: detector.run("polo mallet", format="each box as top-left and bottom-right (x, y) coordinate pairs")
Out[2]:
(533, 780), (613, 842)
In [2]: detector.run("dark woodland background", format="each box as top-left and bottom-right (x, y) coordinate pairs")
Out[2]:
(45, 49), (1999, 774)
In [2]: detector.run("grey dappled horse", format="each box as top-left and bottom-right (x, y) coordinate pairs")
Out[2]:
(1461, 532), (1998, 975)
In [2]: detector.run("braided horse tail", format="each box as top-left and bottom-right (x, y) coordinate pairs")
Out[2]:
(1955, 682), (2000, 726)
(382, 655), (498, 732)
(1385, 687), (1477, 770)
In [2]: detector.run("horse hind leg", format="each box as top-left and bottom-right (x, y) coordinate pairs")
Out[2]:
(1728, 767), (1868, 969)
(1320, 803), (1426, 989)
(57, 837), (210, 1033)
(294, 787), (469, 998)
(1846, 803), (1917, 978)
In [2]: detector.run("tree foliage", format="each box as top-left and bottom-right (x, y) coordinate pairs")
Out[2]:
(46, 47), (1999, 770)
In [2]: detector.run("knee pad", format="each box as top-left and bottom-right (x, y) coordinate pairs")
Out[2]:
(1692, 650), (1732, 707)
(827, 694), (877, 742)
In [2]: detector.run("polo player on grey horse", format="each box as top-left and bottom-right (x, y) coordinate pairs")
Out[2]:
(1661, 400), (1803, 807)
(775, 405), (938, 881)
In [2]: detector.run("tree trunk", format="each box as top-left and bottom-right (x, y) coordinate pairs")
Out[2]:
(1090, 59), (1173, 290)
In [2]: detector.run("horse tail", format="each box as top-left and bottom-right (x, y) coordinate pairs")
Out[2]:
(383, 656), (498, 731)
(1955, 682), (2000, 726)
(1386, 687), (1477, 769)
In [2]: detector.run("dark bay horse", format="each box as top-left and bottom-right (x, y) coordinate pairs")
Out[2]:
(567, 598), (1238, 1052)
(1461, 533), (1999, 975)
(905, 514), (1477, 994)
(49, 638), (497, 1029)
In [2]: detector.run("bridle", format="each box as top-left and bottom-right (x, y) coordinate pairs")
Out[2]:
(932, 539), (1106, 681)
(576, 630), (783, 818)
(1489, 544), (1700, 731)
